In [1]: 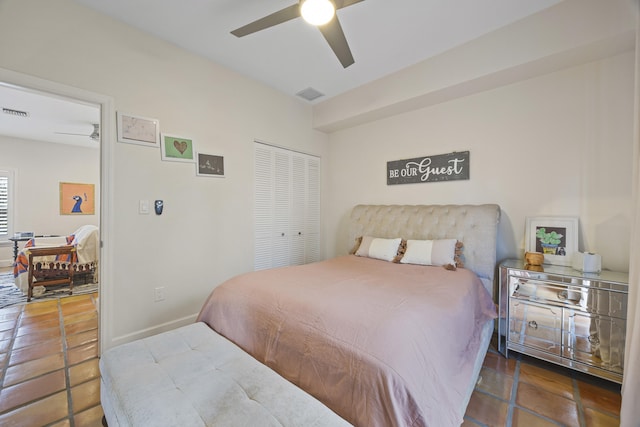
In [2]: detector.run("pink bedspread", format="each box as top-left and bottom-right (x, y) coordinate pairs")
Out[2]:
(197, 255), (497, 427)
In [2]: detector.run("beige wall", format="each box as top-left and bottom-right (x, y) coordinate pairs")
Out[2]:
(0, 0), (635, 349)
(0, 0), (329, 347)
(314, 0), (635, 132)
(324, 51), (634, 273)
(0, 135), (100, 264)
(319, 0), (635, 273)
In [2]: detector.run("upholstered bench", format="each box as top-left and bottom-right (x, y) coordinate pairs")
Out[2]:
(99, 322), (351, 427)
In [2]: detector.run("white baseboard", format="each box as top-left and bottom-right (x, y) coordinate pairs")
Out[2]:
(0, 259), (13, 268)
(107, 313), (199, 348)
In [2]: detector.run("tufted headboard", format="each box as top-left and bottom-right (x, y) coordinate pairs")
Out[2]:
(348, 204), (501, 293)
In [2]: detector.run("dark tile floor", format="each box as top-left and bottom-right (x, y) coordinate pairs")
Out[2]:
(0, 293), (621, 427)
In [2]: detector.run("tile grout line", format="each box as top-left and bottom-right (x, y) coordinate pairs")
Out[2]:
(0, 306), (24, 407)
(59, 298), (75, 427)
(505, 355), (520, 427)
(572, 374), (587, 427)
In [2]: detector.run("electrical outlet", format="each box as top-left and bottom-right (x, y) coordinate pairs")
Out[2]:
(154, 287), (165, 302)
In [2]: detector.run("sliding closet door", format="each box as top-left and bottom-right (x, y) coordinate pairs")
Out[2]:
(254, 142), (320, 271)
(254, 143), (275, 270)
(272, 149), (291, 267)
(304, 156), (320, 263)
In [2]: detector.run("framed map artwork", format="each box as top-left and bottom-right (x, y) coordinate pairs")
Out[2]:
(116, 112), (160, 147)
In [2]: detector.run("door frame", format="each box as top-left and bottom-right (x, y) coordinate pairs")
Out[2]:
(0, 67), (113, 354)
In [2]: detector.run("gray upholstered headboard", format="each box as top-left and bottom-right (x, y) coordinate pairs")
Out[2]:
(348, 204), (501, 293)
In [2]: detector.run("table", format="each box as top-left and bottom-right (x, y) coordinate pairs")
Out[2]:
(8, 236), (32, 262)
(8, 235), (60, 262)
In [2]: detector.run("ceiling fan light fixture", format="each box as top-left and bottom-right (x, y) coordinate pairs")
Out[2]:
(300, 0), (335, 26)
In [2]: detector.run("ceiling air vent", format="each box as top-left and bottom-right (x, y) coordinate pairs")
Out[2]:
(296, 87), (324, 102)
(2, 107), (29, 117)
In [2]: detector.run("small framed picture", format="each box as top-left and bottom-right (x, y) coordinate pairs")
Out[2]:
(160, 134), (195, 162)
(60, 182), (95, 215)
(525, 216), (579, 266)
(116, 111), (160, 147)
(196, 153), (224, 177)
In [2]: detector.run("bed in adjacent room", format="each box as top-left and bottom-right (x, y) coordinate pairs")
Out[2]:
(198, 204), (501, 427)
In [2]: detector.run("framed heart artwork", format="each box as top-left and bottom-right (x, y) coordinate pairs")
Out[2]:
(160, 134), (195, 163)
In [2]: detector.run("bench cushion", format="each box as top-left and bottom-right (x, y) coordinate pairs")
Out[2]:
(100, 322), (351, 427)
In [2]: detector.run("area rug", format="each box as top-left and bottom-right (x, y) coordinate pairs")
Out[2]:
(0, 272), (98, 309)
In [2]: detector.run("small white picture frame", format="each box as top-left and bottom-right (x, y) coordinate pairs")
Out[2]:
(196, 152), (224, 177)
(525, 216), (579, 266)
(116, 111), (160, 147)
(160, 134), (195, 163)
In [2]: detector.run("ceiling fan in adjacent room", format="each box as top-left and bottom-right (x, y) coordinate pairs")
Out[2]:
(231, 0), (365, 68)
(55, 123), (100, 141)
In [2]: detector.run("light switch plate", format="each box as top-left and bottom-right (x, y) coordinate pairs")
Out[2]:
(139, 200), (150, 214)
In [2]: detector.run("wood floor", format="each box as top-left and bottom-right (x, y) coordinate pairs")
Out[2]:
(0, 294), (622, 427)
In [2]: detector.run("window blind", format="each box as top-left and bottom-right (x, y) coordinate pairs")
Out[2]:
(0, 174), (9, 236)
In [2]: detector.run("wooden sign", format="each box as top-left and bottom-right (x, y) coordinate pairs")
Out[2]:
(387, 151), (470, 185)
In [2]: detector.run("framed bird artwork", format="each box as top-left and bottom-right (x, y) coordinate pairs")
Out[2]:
(59, 182), (95, 215)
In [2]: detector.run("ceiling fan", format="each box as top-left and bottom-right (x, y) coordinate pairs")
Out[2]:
(231, 0), (365, 68)
(54, 123), (100, 141)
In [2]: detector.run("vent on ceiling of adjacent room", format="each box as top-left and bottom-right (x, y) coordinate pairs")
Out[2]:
(296, 87), (325, 102)
(2, 107), (29, 117)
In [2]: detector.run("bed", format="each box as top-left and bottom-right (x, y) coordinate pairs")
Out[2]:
(197, 204), (501, 427)
(13, 225), (99, 300)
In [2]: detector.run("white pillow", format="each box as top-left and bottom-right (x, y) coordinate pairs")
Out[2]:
(400, 239), (457, 266)
(355, 236), (402, 262)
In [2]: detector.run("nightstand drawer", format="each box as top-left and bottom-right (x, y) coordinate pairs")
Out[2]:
(509, 300), (561, 355)
(510, 278), (583, 309)
(563, 310), (625, 375)
(584, 289), (627, 319)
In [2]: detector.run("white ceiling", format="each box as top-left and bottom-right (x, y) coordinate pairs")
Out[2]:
(0, 0), (563, 146)
(0, 84), (100, 148)
(74, 0), (563, 101)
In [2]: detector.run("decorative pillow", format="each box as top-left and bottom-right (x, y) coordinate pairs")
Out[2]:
(400, 239), (458, 267)
(349, 236), (363, 255)
(454, 241), (464, 268)
(393, 239), (407, 263)
(355, 236), (402, 262)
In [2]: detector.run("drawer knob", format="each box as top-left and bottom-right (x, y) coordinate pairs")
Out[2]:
(528, 320), (538, 330)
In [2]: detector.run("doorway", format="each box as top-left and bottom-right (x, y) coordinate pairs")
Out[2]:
(0, 67), (112, 353)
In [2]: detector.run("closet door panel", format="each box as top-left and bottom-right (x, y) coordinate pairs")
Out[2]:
(305, 156), (320, 263)
(290, 154), (306, 265)
(254, 144), (274, 270)
(272, 150), (291, 268)
(254, 142), (320, 270)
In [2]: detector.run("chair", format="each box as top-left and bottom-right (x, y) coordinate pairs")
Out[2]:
(13, 225), (99, 300)
(27, 245), (76, 301)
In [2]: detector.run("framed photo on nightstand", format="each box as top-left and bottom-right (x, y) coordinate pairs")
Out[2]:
(525, 216), (578, 266)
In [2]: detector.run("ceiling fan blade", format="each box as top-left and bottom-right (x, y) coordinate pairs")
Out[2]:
(54, 132), (89, 136)
(231, 4), (301, 37)
(334, 0), (366, 10)
(318, 15), (354, 68)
